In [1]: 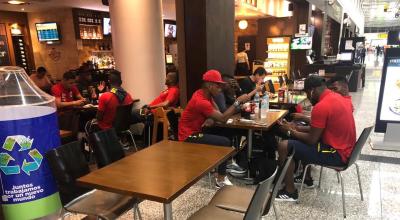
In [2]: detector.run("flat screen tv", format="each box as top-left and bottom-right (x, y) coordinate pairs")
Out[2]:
(291, 36), (312, 50)
(103, 17), (111, 35)
(35, 22), (60, 42)
(164, 23), (176, 38)
(387, 31), (400, 45)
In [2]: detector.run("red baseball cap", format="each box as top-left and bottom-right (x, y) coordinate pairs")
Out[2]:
(202, 69), (226, 84)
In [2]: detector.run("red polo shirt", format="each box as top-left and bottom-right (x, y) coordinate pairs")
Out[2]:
(311, 90), (356, 162)
(150, 86), (180, 107)
(97, 92), (133, 130)
(178, 89), (215, 141)
(51, 83), (80, 102)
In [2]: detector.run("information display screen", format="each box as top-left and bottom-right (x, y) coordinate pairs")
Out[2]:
(379, 58), (400, 121)
(164, 24), (176, 38)
(290, 36), (312, 50)
(35, 23), (60, 42)
(103, 18), (111, 35)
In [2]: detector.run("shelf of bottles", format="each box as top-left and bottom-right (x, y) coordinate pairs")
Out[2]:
(79, 24), (103, 40)
(74, 8), (105, 40)
(264, 37), (291, 76)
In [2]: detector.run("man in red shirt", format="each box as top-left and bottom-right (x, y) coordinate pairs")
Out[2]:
(178, 70), (250, 188)
(51, 70), (85, 110)
(96, 70), (133, 130)
(147, 72), (179, 109)
(275, 76), (356, 202)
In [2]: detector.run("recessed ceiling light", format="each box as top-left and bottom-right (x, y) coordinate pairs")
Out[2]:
(8, 0), (25, 5)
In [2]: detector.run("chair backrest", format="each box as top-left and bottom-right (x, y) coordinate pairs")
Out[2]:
(58, 110), (80, 134)
(263, 147), (295, 215)
(90, 128), (125, 168)
(278, 76), (284, 87)
(113, 103), (134, 132)
(244, 167), (278, 220)
(346, 126), (374, 168)
(166, 109), (180, 140)
(267, 79), (275, 94)
(45, 141), (91, 205)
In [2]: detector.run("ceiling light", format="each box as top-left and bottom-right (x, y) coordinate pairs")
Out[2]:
(312, 4), (316, 11)
(7, 0), (25, 4)
(238, 20), (248, 30)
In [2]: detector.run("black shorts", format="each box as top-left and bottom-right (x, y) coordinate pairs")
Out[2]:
(288, 140), (346, 167)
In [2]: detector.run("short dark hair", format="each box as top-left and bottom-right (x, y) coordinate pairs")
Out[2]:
(326, 76), (348, 86)
(37, 67), (46, 74)
(63, 70), (77, 80)
(253, 67), (266, 76)
(304, 75), (325, 91)
(109, 69), (122, 86)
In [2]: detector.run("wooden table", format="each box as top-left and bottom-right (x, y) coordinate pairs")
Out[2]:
(269, 94), (307, 109)
(217, 109), (288, 180)
(77, 140), (235, 220)
(59, 130), (72, 138)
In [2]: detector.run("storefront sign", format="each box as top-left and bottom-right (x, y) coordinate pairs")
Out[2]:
(378, 33), (388, 39)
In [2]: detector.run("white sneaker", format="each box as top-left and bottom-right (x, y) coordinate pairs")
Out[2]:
(216, 176), (233, 189)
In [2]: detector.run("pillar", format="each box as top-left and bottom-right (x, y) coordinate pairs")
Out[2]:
(109, 0), (166, 104)
(176, 0), (235, 105)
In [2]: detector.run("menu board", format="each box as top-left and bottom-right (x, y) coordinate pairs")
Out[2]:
(379, 58), (400, 121)
(0, 35), (11, 66)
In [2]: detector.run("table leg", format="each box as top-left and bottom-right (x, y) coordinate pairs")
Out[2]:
(163, 203), (173, 220)
(244, 129), (254, 183)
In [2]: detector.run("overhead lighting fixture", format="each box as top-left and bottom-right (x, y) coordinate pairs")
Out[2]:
(7, 0), (25, 4)
(312, 4), (316, 11)
(238, 20), (248, 30)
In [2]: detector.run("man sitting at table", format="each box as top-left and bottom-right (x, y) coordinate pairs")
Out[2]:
(275, 75), (356, 202)
(30, 66), (53, 94)
(52, 70), (86, 110)
(239, 67), (266, 96)
(145, 71), (179, 110)
(96, 70), (133, 130)
(178, 70), (250, 188)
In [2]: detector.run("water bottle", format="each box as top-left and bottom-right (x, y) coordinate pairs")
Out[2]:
(0, 66), (62, 219)
(260, 94), (269, 119)
(253, 92), (260, 118)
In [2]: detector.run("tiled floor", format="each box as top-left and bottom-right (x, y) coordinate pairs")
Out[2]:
(66, 53), (400, 220)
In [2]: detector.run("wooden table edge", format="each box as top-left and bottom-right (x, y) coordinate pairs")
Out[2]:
(77, 142), (236, 204)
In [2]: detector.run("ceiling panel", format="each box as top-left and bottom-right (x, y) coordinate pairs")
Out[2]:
(362, 0), (400, 27)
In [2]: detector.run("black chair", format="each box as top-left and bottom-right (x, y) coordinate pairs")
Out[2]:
(58, 111), (80, 144)
(45, 141), (141, 220)
(208, 147), (295, 219)
(267, 79), (275, 94)
(189, 168), (278, 220)
(90, 128), (125, 169)
(113, 103), (137, 151)
(299, 126), (374, 218)
(166, 109), (180, 140)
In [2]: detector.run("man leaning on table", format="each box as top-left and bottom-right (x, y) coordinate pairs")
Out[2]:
(51, 70), (86, 110)
(275, 75), (356, 202)
(178, 69), (250, 188)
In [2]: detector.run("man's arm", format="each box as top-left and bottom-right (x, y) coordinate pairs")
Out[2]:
(55, 97), (83, 109)
(291, 126), (324, 145)
(208, 94), (249, 122)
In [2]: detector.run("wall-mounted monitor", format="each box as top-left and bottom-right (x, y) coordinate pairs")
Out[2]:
(290, 36), (312, 50)
(164, 23), (176, 38)
(35, 22), (60, 43)
(103, 17), (111, 35)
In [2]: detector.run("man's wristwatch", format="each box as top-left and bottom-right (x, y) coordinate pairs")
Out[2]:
(287, 129), (292, 138)
(233, 100), (241, 110)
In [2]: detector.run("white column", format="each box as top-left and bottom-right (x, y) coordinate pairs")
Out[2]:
(109, 0), (166, 104)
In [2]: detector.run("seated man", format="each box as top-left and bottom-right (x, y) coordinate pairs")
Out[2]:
(52, 70), (86, 110)
(96, 70), (133, 130)
(178, 70), (250, 188)
(239, 67), (266, 96)
(30, 66), (53, 93)
(275, 76), (356, 202)
(146, 71), (179, 110)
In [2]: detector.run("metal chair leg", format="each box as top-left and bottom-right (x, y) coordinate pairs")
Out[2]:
(336, 172), (340, 183)
(355, 163), (364, 201)
(127, 130), (138, 151)
(318, 166), (323, 188)
(136, 204), (143, 220)
(273, 202), (278, 220)
(299, 164), (312, 203)
(338, 172), (346, 218)
(208, 172), (213, 188)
